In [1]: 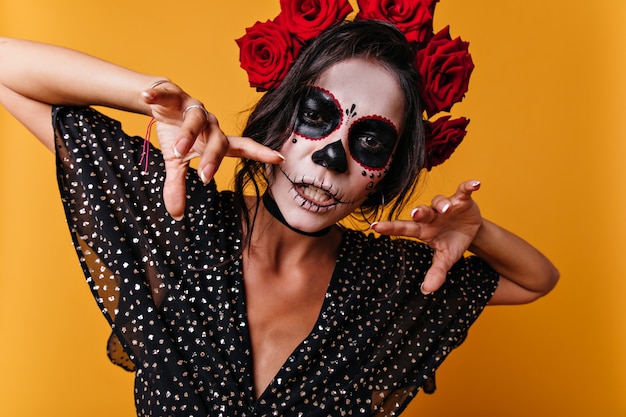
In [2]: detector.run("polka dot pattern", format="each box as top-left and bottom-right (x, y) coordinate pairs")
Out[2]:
(53, 106), (499, 416)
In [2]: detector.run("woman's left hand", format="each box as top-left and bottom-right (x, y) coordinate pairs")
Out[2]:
(141, 80), (283, 220)
(371, 180), (483, 294)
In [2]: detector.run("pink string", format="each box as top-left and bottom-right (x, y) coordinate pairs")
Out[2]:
(140, 117), (156, 173)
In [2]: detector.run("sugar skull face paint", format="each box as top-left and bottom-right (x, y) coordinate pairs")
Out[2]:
(294, 87), (398, 171)
(269, 58), (405, 233)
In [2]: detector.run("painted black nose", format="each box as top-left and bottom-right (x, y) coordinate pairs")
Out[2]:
(312, 140), (348, 173)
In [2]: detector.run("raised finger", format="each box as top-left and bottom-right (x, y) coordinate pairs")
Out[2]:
(370, 219), (423, 237)
(421, 251), (453, 294)
(196, 126), (230, 184)
(454, 179), (481, 201)
(141, 81), (183, 111)
(410, 205), (438, 223)
(431, 194), (452, 214)
(162, 157), (189, 221)
(226, 136), (285, 164)
(173, 107), (213, 159)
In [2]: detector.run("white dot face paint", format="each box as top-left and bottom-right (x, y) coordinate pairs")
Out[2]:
(270, 58), (406, 233)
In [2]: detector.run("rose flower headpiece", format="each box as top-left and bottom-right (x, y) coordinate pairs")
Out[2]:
(236, 0), (474, 170)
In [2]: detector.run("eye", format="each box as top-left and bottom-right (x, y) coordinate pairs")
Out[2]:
(356, 133), (389, 155)
(349, 117), (398, 169)
(301, 109), (327, 127)
(294, 88), (341, 139)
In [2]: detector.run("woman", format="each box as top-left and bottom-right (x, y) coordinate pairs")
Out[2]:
(0, 18), (558, 417)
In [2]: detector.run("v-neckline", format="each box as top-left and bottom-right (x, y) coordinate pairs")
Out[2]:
(239, 229), (353, 406)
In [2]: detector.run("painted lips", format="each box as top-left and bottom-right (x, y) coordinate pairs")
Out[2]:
(295, 184), (337, 207)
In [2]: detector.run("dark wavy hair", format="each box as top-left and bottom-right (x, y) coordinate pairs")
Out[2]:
(235, 19), (426, 238)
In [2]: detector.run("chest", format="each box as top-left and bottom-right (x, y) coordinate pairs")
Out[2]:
(242, 255), (335, 397)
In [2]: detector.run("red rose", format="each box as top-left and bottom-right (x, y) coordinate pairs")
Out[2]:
(236, 19), (300, 91)
(417, 26), (474, 117)
(276, 0), (353, 43)
(424, 116), (469, 170)
(356, 0), (438, 43)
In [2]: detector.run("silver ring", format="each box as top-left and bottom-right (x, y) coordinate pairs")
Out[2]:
(182, 104), (210, 122)
(149, 79), (170, 89)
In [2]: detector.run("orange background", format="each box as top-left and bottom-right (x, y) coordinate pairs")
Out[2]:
(1, 1), (624, 416)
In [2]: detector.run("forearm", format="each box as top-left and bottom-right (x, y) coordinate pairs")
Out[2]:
(0, 37), (164, 114)
(469, 219), (559, 305)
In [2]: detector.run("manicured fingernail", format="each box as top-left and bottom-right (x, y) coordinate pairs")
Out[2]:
(441, 202), (450, 213)
(173, 138), (192, 159)
(275, 151), (285, 161)
(472, 180), (481, 187)
(141, 91), (152, 99)
(410, 207), (419, 218)
(200, 169), (208, 184)
(420, 283), (432, 295)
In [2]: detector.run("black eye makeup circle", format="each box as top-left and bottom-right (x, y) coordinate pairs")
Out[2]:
(293, 87), (342, 139)
(348, 116), (398, 169)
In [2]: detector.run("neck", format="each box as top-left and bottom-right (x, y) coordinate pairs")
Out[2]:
(243, 194), (343, 273)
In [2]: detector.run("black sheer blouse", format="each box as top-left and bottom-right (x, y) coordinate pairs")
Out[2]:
(53, 106), (499, 416)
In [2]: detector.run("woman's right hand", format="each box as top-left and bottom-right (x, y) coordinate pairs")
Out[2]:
(141, 80), (284, 220)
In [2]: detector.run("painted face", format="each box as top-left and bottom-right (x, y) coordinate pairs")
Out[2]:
(294, 87), (399, 170)
(270, 58), (405, 233)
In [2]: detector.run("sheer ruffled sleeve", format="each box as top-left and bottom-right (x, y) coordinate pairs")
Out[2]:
(52, 106), (234, 371)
